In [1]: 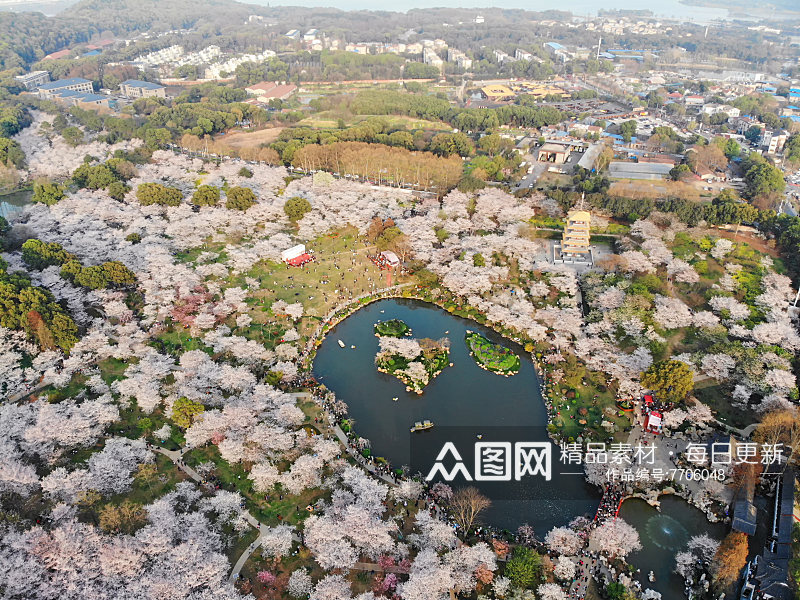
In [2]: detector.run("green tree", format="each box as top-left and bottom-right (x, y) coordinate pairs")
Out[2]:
(21, 239), (75, 269)
(32, 180), (65, 205)
(71, 264), (109, 290)
(101, 261), (136, 287)
(785, 133), (800, 166)
(226, 186), (256, 211)
(457, 174), (486, 192)
(619, 120), (637, 143)
(144, 127), (171, 150)
(72, 163), (117, 190)
(473, 253), (486, 267)
(742, 154), (785, 200)
(669, 163), (691, 181)
(61, 126), (84, 146)
(504, 547), (542, 588)
(137, 183), (182, 206)
(283, 196), (312, 221)
(107, 180), (130, 201)
(238, 166), (253, 178)
(723, 138), (741, 160)
(744, 125), (763, 143)
(191, 184), (220, 207)
(477, 132), (502, 156)
(0, 215), (9, 250)
(0, 137), (24, 167)
(641, 360), (694, 404)
(172, 396), (204, 429)
(605, 582), (633, 600)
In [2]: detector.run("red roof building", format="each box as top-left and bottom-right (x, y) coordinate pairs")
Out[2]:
(244, 81), (297, 101)
(44, 49), (71, 60)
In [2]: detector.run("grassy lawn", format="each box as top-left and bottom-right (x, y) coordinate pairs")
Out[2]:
(98, 357), (131, 385)
(182, 445), (329, 526)
(40, 373), (87, 403)
(106, 453), (189, 506)
(225, 526), (259, 565)
(541, 360), (631, 442)
(693, 379), (751, 429)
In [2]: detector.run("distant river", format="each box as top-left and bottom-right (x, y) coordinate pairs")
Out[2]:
(313, 298), (600, 532)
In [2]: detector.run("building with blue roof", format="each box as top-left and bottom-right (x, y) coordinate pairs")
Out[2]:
(119, 79), (166, 99)
(38, 77), (93, 100)
(544, 41), (569, 62)
(49, 88), (110, 108)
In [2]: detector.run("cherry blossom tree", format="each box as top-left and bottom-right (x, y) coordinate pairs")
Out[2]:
(261, 524), (295, 558)
(545, 526), (583, 555)
(653, 295), (693, 329)
(288, 568), (313, 598)
(553, 556), (576, 581)
(538, 582), (567, 600)
(589, 518), (642, 558)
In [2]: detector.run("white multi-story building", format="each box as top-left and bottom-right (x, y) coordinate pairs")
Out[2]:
(133, 45), (184, 67)
(204, 49), (276, 80)
(447, 48), (472, 70)
(762, 130), (787, 154)
(494, 49), (514, 64)
(38, 78), (93, 99)
(700, 104), (741, 118)
(515, 49), (533, 61)
(423, 48), (443, 68)
(15, 71), (50, 90)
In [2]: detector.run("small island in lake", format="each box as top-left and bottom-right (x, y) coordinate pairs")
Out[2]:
(374, 318), (410, 337)
(374, 336), (450, 393)
(465, 331), (520, 376)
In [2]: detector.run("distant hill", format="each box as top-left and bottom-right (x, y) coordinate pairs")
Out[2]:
(62, 0), (255, 31)
(0, 0), (259, 70)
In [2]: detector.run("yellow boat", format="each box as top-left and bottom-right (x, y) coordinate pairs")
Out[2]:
(410, 420), (434, 433)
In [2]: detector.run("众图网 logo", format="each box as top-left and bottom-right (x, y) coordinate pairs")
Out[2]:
(425, 442), (552, 482)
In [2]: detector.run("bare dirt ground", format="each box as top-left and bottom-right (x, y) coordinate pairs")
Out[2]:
(219, 127), (285, 149)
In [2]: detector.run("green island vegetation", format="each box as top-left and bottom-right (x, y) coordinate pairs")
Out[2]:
(374, 336), (450, 393)
(373, 318), (410, 337)
(465, 330), (521, 375)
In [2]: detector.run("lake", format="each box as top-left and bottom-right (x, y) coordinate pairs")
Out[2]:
(313, 297), (600, 532)
(0, 188), (31, 221)
(619, 495), (728, 598)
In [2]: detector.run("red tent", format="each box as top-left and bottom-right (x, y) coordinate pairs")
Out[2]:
(286, 253), (313, 267)
(644, 411), (662, 434)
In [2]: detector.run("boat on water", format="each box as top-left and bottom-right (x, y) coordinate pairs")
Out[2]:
(392, 397), (399, 402)
(337, 340), (345, 348)
(410, 420), (434, 433)
(351, 345), (356, 349)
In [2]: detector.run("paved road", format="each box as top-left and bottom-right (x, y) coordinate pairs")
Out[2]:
(513, 162), (546, 192)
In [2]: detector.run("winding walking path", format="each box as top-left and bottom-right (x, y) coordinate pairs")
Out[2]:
(150, 389), (398, 584)
(150, 445), (278, 582)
